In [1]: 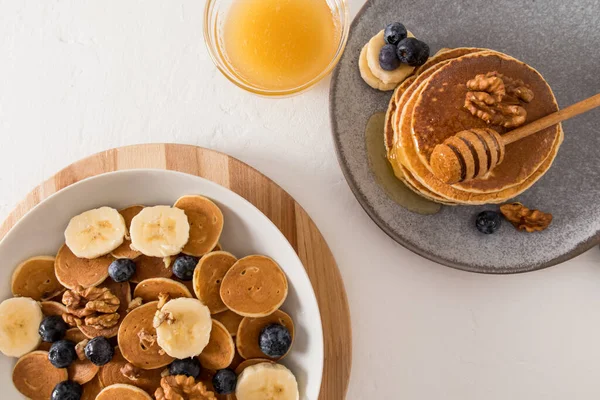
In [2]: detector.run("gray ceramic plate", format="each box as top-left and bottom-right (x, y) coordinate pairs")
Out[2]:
(330, 0), (600, 273)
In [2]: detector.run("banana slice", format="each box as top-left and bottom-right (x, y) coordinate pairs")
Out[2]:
(0, 297), (43, 357)
(155, 298), (212, 359)
(236, 362), (299, 400)
(65, 207), (127, 259)
(366, 30), (416, 85)
(129, 206), (190, 257)
(359, 44), (397, 91)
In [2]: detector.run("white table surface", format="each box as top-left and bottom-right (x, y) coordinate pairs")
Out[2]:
(1, 1), (599, 399)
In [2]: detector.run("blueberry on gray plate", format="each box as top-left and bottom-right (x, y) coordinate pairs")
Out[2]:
(475, 211), (502, 234)
(379, 44), (400, 71)
(39, 315), (68, 343)
(51, 380), (82, 400)
(212, 369), (237, 395)
(384, 22), (407, 45)
(259, 324), (292, 358)
(108, 259), (136, 282)
(396, 37), (430, 67)
(48, 340), (77, 368)
(84, 336), (114, 366)
(172, 255), (199, 281)
(169, 358), (201, 379)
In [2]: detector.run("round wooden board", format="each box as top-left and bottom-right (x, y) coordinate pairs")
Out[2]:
(0, 144), (351, 399)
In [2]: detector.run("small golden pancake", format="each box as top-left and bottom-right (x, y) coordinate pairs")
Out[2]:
(198, 320), (236, 370)
(229, 348), (244, 370)
(194, 251), (237, 314)
(11, 256), (65, 301)
(55, 244), (112, 289)
(236, 310), (294, 360)
(133, 278), (192, 302)
(12, 350), (68, 400)
(79, 280), (131, 339)
(213, 310), (244, 337)
(98, 347), (163, 394)
(65, 327), (87, 342)
(69, 357), (100, 385)
(97, 383), (153, 400)
(220, 256), (288, 318)
(81, 375), (104, 400)
(234, 358), (274, 375)
(40, 301), (68, 316)
(118, 302), (174, 370)
(174, 195), (224, 257)
(130, 255), (173, 283)
(112, 206), (144, 259)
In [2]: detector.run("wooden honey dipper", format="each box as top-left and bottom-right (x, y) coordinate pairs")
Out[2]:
(430, 93), (600, 185)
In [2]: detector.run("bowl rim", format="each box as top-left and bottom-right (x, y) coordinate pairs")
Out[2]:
(0, 168), (324, 395)
(203, 0), (350, 97)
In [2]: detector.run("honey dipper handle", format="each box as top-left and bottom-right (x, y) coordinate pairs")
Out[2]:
(502, 93), (600, 145)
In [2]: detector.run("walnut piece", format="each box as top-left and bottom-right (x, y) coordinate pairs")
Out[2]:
(85, 313), (120, 328)
(157, 292), (170, 309)
(153, 310), (175, 329)
(62, 285), (120, 329)
(155, 375), (217, 400)
(127, 297), (143, 313)
(138, 328), (157, 349)
(121, 363), (142, 381)
(500, 202), (553, 232)
(75, 339), (89, 361)
(464, 72), (534, 128)
(63, 313), (83, 327)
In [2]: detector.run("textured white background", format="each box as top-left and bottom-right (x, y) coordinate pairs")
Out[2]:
(1, 1), (600, 399)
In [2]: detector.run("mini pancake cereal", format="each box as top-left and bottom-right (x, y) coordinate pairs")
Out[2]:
(0, 195), (299, 400)
(133, 277), (193, 302)
(174, 195), (224, 257)
(11, 256), (64, 301)
(220, 255), (288, 318)
(12, 351), (68, 399)
(193, 251), (237, 314)
(198, 319), (236, 370)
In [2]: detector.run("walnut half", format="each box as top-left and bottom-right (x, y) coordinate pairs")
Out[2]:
(121, 363), (142, 381)
(500, 202), (553, 232)
(62, 286), (120, 328)
(464, 72), (534, 128)
(155, 375), (217, 400)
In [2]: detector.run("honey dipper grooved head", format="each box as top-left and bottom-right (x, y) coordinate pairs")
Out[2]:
(430, 128), (505, 184)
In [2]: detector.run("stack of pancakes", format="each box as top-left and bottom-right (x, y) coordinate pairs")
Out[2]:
(384, 48), (563, 205)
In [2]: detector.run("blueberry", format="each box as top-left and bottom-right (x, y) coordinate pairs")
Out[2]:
(39, 316), (68, 343)
(108, 259), (136, 282)
(51, 380), (82, 400)
(169, 358), (201, 379)
(84, 336), (114, 366)
(258, 324), (292, 358)
(212, 369), (237, 395)
(396, 38), (430, 67)
(379, 44), (400, 71)
(48, 340), (77, 368)
(475, 211), (502, 234)
(172, 255), (199, 281)
(384, 22), (407, 45)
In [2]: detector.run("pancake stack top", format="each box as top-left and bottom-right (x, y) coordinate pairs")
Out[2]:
(384, 48), (563, 205)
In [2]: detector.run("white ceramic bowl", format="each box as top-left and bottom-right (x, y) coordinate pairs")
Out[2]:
(0, 169), (323, 399)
